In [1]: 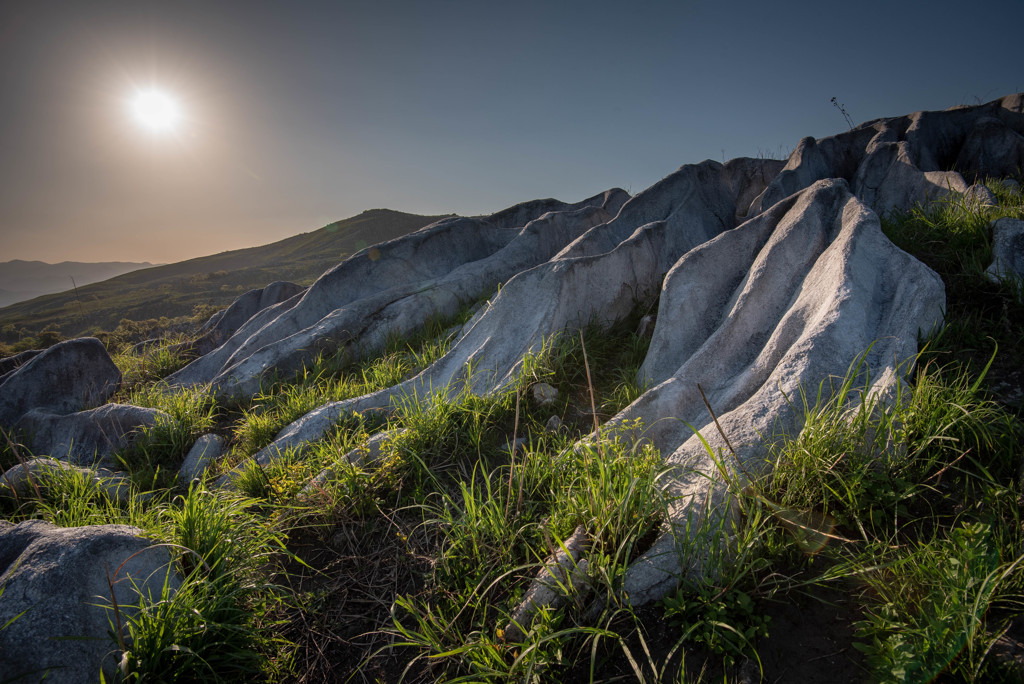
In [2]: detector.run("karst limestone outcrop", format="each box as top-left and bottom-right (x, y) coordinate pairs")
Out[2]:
(0, 348), (43, 380)
(0, 520), (180, 684)
(165, 189), (632, 399)
(0, 337), (120, 430)
(219, 93), (1021, 603)
(1, 94), (1022, 654)
(177, 280), (307, 358)
(614, 178), (944, 602)
(987, 216), (1024, 284)
(15, 403), (168, 468)
(0, 337), (169, 469)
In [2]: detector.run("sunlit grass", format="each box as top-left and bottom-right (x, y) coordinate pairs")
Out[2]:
(108, 383), (219, 489)
(4, 179), (1024, 681)
(110, 334), (197, 391)
(231, 308), (463, 459)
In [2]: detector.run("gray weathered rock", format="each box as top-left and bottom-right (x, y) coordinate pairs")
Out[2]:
(997, 178), (1021, 194)
(612, 179), (944, 604)
(503, 525), (590, 642)
(296, 428), (407, 493)
(635, 314), (656, 339)
(0, 338), (121, 430)
(986, 217), (1024, 284)
(0, 348), (43, 381)
(130, 337), (163, 354)
(964, 183), (998, 208)
(531, 382), (558, 407)
(0, 457), (133, 503)
(237, 158), (784, 471)
(505, 437), (529, 456)
(195, 94), (1020, 604)
(182, 281), (307, 358)
(177, 433), (226, 484)
(955, 114), (1024, 180)
(754, 93), (1024, 217)
(15, 404), (168, 467)
(0, 520), (180, 684)
(168, 191), (631, 400)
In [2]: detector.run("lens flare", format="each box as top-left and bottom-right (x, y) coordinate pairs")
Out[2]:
(130, 89), (182, 133)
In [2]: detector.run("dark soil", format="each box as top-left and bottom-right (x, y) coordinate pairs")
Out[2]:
(276, 514), (429, 684)
(755, 583), (869, 684)
(566, 582), (869, 684)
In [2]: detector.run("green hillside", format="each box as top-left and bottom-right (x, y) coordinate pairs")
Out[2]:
(0, 209), (449, 341)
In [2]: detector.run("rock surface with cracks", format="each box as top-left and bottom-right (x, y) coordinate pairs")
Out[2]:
(15, 403), (169, 468)
(0, 337), (121, 431)
(177, 280), (307, 358)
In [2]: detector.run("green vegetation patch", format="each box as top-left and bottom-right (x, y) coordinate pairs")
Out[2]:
(3, 181), (1024, 682)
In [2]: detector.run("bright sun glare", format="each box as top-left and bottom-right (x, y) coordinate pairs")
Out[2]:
(130, 88), (182, 134)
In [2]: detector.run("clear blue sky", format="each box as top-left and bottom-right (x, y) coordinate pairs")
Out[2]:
(2, 0), (1022, 263)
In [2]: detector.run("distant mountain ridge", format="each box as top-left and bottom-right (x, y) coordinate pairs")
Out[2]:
(0, 208), (450, 338)
(0, 260), (157, 308)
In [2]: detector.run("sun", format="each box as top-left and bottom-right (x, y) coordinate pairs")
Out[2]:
(129, 88), (182, 134)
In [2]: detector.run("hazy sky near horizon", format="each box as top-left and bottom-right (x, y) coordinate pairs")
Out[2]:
(2, 0), (1022, 264)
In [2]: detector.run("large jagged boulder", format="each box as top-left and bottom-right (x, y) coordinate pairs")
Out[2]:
(14, 404), (169, 468)
(240, 177), (943, 606)
(0, 338), (121, 431)
(207, 96), (1023, 469)
(614, 179), (944, 603)
(0, 520), (180, 684)
(201, 93), (1023, 604)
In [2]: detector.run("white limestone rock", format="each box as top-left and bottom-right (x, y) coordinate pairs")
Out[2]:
(167, 191), (630, 400)
(502, 525), (590, 642)
(296, 428), (407, 494)
(0, 520), (180, 684)
(963, 183), (998, 208)
(177, 433), (226, 484)
(531, 382), (558, 407)
(612, 179), (944, 604)
(986, 217), (1024, 285)
(247, 158), (784, 466)
(15, 404), (168, 468)
(180, 280), (307, 358)
(0, 338), (121, 430)
(997, 178), (1021, 194)
(153, 93), (1024, 606)
(753, 93), (1024, 217)
(0, 348), (43, 382)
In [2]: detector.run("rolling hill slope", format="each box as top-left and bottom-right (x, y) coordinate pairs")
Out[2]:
(0, 209), (449, 339)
